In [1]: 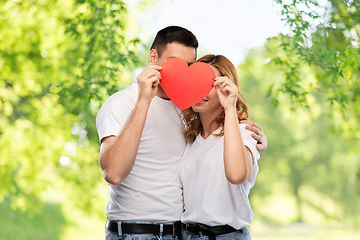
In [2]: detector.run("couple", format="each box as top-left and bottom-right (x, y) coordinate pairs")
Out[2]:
(96, 26), (267, 240)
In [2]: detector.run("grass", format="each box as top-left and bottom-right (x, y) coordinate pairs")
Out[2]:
(250, 222), (360, 240)
(0, 196), (104, 240)
(0, 198), (67, 240)
(249, 186), (360, 240)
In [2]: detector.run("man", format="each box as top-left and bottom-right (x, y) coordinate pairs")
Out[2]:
(96, 26), (267, 240)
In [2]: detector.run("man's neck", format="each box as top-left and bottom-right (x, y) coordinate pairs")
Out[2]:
(156, 88), (170, 100)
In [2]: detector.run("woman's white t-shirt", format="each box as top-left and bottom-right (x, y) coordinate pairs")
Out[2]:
(179, 125), (260, 229)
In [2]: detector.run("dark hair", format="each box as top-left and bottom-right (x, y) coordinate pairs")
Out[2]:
(150, 26), (199, 58)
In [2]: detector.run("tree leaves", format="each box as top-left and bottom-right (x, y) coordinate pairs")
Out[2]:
(0, 0), (143, 215)
(273, 0), (360, 108)
(239, 42), (360, 226)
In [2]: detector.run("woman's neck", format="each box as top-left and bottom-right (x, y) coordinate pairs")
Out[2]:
(199, 109), (223, 139)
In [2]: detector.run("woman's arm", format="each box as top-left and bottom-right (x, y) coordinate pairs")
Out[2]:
(223, 108), (253, 184)
(215, 78), (253, 185)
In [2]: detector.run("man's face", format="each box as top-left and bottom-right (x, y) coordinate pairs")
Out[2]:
(156, 42), (196, 66)
(152, 42), (196, 99)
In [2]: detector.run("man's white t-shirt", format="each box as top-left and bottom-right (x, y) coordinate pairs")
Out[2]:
(96, 83), (186, 223)
(179, 125), (260, 229)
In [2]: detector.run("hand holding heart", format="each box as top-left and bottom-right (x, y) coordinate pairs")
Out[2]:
(160, 58), (216, 110)
(137, 58), (237, 112)
(136, 65), (162, 103)
(214, 77), (238, 111)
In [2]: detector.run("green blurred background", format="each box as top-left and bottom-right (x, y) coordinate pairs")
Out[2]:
(1, 0), (359, 239)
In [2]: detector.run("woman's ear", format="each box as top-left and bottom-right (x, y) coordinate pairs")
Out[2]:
(149, 49), (158, 65)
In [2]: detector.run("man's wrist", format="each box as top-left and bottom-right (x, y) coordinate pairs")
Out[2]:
(136, 97), (152, 110)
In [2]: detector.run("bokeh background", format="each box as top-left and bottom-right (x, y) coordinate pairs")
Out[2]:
(1, 0), (359, 239)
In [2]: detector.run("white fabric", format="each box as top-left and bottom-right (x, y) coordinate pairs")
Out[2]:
(96, 83), (186, 223)
(179, 124), (260, 229)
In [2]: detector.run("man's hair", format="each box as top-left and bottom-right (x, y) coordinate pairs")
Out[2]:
(150, 26), (199, 58)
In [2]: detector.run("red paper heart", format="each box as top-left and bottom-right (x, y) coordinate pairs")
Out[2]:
(160, 58), (215, 110)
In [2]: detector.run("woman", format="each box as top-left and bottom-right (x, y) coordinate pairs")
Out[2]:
(179, 55), (260, 240)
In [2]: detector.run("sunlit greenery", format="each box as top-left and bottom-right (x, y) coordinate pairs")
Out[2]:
(271, 0), (360, 108)
(238, 39), (360, 227)
(0, 0), (143, 217)
(0, 0), (359, 239)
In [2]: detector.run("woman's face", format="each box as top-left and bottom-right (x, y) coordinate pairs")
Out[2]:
(192, 65), (223, 115)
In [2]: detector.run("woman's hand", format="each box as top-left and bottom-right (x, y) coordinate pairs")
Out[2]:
(214, 77), (238, 111)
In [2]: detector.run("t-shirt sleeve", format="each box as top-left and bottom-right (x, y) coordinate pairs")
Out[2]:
(239, 124), (261, 163)
(96, 87), (137, 143)
(239, 123), (261, 193)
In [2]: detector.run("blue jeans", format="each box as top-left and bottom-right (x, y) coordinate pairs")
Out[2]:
(105, 221), (180, 240)
(181, 227), (251, 240)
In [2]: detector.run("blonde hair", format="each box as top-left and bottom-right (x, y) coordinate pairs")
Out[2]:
(181, 54), (248, 143)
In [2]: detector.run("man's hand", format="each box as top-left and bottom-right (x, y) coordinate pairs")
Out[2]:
(136, 65), (162, 103)
(240, 119), (268, 153)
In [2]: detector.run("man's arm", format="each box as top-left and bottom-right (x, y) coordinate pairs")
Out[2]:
(98, 65), (162, 185)
(240, 119), (268, 153)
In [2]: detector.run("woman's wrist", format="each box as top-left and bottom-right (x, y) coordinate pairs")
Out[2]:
(224, 106), (237, 116)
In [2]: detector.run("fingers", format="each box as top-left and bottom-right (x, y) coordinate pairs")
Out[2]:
(137, 65), (162, 83)
(244, 121), (268, 152)
(256, 143), (266, 153)
(136, 65), (163, 102)
(214, 77), (230, 88)
(242, 119), (263, 132)
(245, 124), (262, 136)
(256, 133), (268, 152)
(214, 77), (237, 95)
(251, 132), (262, 142)
(143, 71), (162, 84)
(146, 75), (161, 88)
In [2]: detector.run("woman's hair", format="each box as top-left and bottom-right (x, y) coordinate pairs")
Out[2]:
(181, 54), (248, 143)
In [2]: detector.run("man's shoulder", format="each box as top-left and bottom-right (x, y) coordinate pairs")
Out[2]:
(101, 83), (138, 108)
(108, 83), (137, 102)
(97, 83), (137, 118)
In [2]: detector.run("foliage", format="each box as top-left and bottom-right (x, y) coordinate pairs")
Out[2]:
(272, 0), (360, 108)
(1, 0), (359, 233)
(239, 39), (360, 226)
(0, 0), (144, 215)
(262, 2), (360, 225)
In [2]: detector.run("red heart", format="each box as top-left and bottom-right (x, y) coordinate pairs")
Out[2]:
(160, 58), (215, 110)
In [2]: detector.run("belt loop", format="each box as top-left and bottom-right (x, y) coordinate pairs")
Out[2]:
(159, 223), (163, 239)
(172, 222), (176, 237)
(117, 221), (122, 236)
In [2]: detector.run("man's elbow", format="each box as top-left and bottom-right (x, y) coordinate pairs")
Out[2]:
(103, 169), (123, 185)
